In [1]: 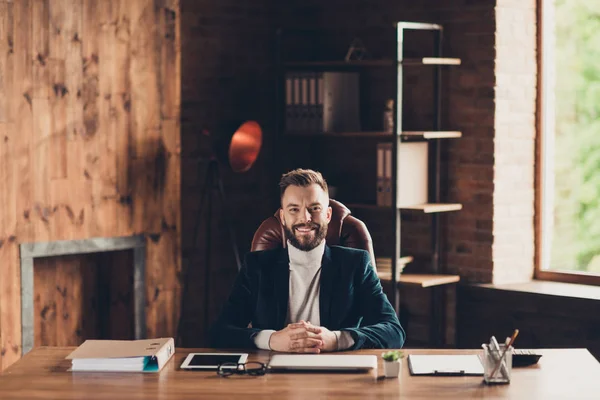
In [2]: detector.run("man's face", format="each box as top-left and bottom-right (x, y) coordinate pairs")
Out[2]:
(280, 184), (332, 251)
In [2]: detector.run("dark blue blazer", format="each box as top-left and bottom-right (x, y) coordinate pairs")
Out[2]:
(210, 245), (406, 350)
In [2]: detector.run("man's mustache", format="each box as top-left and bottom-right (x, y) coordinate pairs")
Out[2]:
(293, 223), (319, 230)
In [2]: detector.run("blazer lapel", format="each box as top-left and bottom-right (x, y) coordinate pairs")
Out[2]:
(319, 245), (335, 328)
(274, 249), (290, 329)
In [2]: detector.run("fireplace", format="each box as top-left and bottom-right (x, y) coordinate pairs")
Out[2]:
(19, 235), (146, 355)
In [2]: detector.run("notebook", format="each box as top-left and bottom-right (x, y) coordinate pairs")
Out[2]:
(268, 354), (377, 372)
(407, 354), (484, 376)
(65, 337), (175, 373)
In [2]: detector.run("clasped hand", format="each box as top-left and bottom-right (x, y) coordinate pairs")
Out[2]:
(269, 320), (337, 353)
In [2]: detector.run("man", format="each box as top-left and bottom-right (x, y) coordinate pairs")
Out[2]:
(210, 169), (405, 352)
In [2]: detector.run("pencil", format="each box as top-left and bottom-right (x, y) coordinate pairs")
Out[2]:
(490, 329), (519, 379)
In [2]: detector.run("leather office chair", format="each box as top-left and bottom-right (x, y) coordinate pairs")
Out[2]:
(251, 199), (377, 268)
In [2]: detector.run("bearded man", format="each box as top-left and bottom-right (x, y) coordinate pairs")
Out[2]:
(210, 169), (405, 352)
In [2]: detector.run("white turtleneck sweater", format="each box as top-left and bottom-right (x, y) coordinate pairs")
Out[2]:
(253, 240), (355, 351)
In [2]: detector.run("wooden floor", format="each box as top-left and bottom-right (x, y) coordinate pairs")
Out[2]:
(1, 347), (599, 399)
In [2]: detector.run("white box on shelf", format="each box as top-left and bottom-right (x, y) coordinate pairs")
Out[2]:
(378, 142), (428, 207)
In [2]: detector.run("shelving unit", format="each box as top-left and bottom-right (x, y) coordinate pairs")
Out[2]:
(284, 57), (461, 68)
(284, 131), (463, 140)
(277, 22), (462, 347)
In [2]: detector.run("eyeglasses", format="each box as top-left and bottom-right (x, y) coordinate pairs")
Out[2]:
(217, 362), (267, 377)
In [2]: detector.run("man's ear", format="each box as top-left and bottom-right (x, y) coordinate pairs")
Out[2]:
(326, 206), (332, 223)
(279, 208), (285, 225)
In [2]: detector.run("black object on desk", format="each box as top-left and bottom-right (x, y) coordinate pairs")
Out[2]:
(512, 349), (543, 367)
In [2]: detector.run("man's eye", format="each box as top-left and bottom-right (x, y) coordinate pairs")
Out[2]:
(312, 207), (321, 212)
(289, 208), (298, 213)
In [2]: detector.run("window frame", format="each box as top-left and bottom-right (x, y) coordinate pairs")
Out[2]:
(535, 0), (600, 286)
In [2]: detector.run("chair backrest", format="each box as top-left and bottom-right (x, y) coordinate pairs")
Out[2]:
(251, 199), (377, 268)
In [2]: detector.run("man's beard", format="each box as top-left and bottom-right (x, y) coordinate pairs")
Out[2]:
(283, 221), (328, 251)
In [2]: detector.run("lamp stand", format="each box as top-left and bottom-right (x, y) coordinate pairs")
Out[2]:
(177, 158), (242, 346)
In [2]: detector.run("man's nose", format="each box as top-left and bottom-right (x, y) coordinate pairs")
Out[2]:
(299, 208), (312, 223)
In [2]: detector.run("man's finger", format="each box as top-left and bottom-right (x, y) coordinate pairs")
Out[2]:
(300, 338), (323, 348)
(290, 331), (308, 340)
(287, 322), (307, 329)
(304, 325), (323, 333)
(291, 330), (322, 340)
(297, 346), (320, 354)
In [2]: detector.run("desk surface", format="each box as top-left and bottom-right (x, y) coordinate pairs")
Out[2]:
(1, 347), (599, 399)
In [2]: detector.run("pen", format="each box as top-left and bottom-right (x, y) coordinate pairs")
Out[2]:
(490, 336), (509, 379)
(490, 329), (519, 379)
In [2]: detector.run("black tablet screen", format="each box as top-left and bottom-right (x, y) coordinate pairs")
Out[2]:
(189, 354), (243, 366)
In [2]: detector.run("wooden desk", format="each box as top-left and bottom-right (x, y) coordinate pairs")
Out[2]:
(1, 348), (599, 399)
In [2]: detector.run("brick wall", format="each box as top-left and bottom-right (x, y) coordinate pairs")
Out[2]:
(492, 0), (537, 284)
(178, 0), (538, 345)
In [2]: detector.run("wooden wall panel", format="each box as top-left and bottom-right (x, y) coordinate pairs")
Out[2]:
(0, 0), (181, 370)
(33, 251), (134, 347)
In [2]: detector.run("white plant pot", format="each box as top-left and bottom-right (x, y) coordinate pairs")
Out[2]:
(383, 360), (401, 378)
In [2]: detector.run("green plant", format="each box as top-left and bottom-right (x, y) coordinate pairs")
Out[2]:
(382, 350), (404, 362)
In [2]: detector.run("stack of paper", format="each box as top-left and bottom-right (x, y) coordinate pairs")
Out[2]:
(66, 337), (175, 373)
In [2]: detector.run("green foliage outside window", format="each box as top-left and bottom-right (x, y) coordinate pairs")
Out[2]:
(551, 0), (600, 272)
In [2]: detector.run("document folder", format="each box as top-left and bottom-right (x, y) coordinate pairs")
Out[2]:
(408, 354), (484, 376)
(66, 337), (175, 373)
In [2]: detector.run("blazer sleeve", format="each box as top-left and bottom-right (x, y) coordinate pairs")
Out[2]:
(209, 254), (261, 349)
(342, 252), (406, 349)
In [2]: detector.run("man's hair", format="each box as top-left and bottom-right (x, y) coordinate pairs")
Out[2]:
(279, 169), (329, 199)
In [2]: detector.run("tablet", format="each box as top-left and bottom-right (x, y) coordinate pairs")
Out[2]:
(180, 353), (248, 370)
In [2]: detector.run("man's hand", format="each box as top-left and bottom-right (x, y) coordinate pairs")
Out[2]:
(269, 321), (323, 353)
(302, 322), (338, 352)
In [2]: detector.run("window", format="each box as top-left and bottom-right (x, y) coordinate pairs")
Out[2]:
(537, 0), (600, 285)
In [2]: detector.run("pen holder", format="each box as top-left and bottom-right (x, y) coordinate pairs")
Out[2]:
(482, 344), (513, 384)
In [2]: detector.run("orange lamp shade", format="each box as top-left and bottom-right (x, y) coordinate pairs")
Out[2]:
(228, 121), (263, 173)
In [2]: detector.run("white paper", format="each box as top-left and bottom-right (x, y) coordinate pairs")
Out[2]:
(408, 354), (484, 375)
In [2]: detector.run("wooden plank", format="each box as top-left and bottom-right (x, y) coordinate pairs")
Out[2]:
(0, 1), (14, 122)
(129, 0), (161, 155)
(2, 0), (34, 370)
(155, 0), (180, 340)
(30, 103), (53, 256)
(0, 1), (15, 371)
(0, 241), (20, 370)
(80, 254), (99, 342)
(94, 0), (117, 237)
(54, 256), (78, 346)
(31, 0), (49, 99)
(113, 0), (133, 235)
(401, 131), (463, 139)
(58, 0), (85, 240)
(48, 59), (67, 180)
(81, 0), (101, 237)
(419, 57), (461, 65)
(33, 258), (57, 347)
(393, 273), (461, 288)
(145, 233), (179, 339)
(160, 0), (179, 120)
(31, 2), (53, 241)
(400, 203), (463, 213)
(64, 0), (84, 163)
(48, 0), (67, 59)
(129, 0), (162, 233)
(31, 97), (52, 242)
(48, 0), (69, 180)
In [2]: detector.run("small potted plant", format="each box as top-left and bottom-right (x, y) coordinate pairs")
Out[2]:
(382, 350), (404, 378)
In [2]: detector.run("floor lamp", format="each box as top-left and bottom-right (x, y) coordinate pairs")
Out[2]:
(177, 120), (263, 346)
